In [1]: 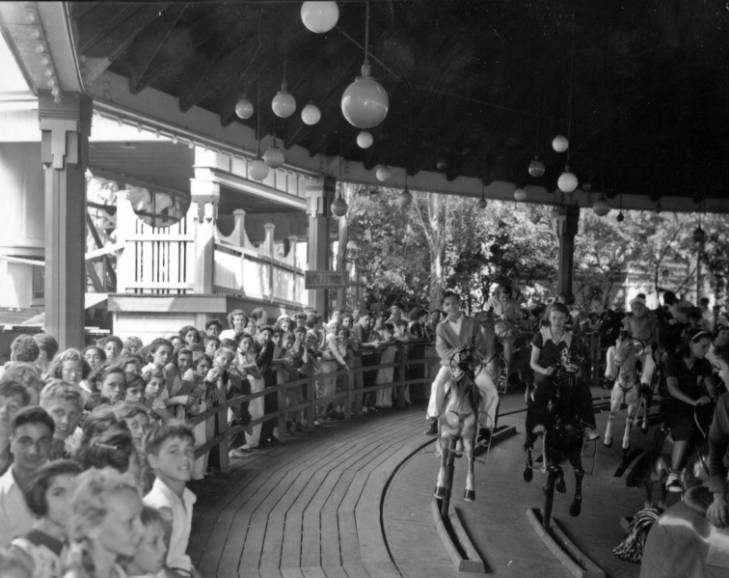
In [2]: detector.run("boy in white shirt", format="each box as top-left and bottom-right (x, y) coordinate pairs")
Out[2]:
(143, 424), (199, 577)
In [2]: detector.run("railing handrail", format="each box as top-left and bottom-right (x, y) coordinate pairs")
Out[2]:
(191, 343), (439, 465)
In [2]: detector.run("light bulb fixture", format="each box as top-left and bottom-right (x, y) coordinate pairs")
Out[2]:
(398, 187), (412, 209)
(592, 195), (610, 217)
(616, 212), (625, 223)
(477, 196), (487, 210)
(552, 134), (569, 153)
(513, 188), (527, 202)
(300, 1), (339, 34)
(356, 130), (373, 149)
(528, 156), (545, 178)
(272, 83), (296, 118)
(340, 2), (389, 129)
(557, 166), (578, 193)
(263, 140), (285, 168)
(235, 95), (254, 120)
(375, 165), (391, 182)
(301, 102), (321, 125)
(331, 194), (348, 217)
(249, 158), (269, 181)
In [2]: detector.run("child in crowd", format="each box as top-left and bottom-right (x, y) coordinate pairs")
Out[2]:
(0, 406), (55, 546)
(101, 335), (125, 365)
(39, 380), (84, 459)
(143, 424), (198, 577)
(375, 323), (398, 409)
(98, 367), (127, 405)
(125, 377), (147, 404)
(11, 459), (82, 578)
(33, 333), (59, 380)
(123, 506), (170, 578)
(144, 368), (170, 421)
(64, 467), (144, 578)
(0, 381), (31, 475)
(83, 346), (106, 373)
(123, 336), (144, 357)
(121, 356), (144, 384)
(49, 349), (90, 391)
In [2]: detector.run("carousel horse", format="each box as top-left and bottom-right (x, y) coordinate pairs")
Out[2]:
(604, 332), (645, 450)
(434, 347), (481, 502)
(523, 349), (585, 518)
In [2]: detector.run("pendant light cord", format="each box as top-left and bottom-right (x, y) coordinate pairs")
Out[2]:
(364, 0), (370, 64)
(566, 9), (576, 165)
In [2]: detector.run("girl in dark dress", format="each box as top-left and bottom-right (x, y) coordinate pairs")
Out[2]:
(525, 303), (598, 450)
(662, 330), (716, 491)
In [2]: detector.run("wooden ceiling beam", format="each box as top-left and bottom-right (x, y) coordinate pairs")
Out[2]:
(178, 33), (260, 112)
(128, 4), (191, 94)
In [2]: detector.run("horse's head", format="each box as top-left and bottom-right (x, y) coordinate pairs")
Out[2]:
(449, 347), (478, 381)
(614, 331), (640, 367)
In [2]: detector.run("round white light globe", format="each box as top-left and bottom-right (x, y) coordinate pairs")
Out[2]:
(552, 134), (569, 153)
(272, 87), (296, 118)
(592, 197), (610, 217)
(557, 170), (578, 193)
(513, 188), (527, 202)
(375, 165), (391, 182)
(249, 158), (270, 181)
(263, 145), (285, 168)
(235, 96), (254, 120)
(356, 130), (373, 149)
(528, 157), (545, 178)
(341, 64), (389, 129)
(301, 103), (321, 125)
(301, 2), (339, 34)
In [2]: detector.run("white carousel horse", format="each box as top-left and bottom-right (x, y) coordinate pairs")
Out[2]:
(434, 348), (481, 502)
(604, 333), (645, 450)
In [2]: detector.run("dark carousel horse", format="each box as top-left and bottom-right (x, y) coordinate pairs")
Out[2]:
(523, 350), (586, 523)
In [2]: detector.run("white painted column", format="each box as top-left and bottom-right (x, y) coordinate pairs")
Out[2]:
(39, 91), (92, 349)
(190, 177), (220, 294)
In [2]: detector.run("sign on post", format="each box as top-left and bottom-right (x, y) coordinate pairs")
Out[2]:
(304, 270), (347, 289)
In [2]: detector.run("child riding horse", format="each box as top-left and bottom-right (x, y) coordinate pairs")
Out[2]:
(523, 303), (597, 518)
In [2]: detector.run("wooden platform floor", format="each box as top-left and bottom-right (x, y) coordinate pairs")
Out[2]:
(189, 389), (653, 578)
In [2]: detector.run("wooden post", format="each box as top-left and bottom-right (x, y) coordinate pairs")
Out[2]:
(277, 384), (288, 443)
(39, 91), (92, 349)
(305, 176), (335, 317)
(216, 381), (230, 473)
(554, 205), (580, 301)
(346, 367), (355, 418)
(190, 176), (220, 294)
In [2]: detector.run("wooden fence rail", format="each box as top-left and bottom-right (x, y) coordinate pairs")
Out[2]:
(189, 345), (439, 471)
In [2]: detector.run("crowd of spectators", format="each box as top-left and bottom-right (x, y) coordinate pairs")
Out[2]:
(0, 303), (443, 576)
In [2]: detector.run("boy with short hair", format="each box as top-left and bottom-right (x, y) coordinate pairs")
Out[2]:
(143, 424), (197, 577)
(38, 379), (84, 458)
(32, 333), (58, 379)
(0, 382), (31, 475)
(0, 406), (54, 546)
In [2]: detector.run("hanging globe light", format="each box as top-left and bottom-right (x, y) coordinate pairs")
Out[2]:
(375, 165), (391, 182)
(301, 103), (321, 126)
(331, 195), (348, 217)
(300, 1), (339, 34)
(592, 195), (610, 217)
(616, 212), (625, 223)
(557, 167), (578, 193)
(398, 188), (412, 209)
(249, 157), (269, 181)
(263, 142), (285, 168)
(552, 134), (569, 153)
(356, 130), (373, 149)
(528, 156), (545, 178)
(341, 63), (389, 129)
(234, 95), (254, 120)
(272, 84), (296, 118)
(477, 196), (488, 210)
(513, 188), (527, 202)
